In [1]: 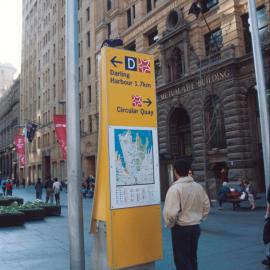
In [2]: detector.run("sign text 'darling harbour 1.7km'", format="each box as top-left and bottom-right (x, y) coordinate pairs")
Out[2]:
(108, 54), (155, 118)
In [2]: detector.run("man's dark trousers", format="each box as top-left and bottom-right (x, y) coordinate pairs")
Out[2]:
(171, 224), (201, 270)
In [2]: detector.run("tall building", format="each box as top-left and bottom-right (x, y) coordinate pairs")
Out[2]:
(0, 78), (20, 179)
(0, 63), (16, 98)
(21, 0), (269, 197)
(21, 0), (97, 183)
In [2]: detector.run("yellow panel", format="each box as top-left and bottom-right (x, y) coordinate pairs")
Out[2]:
(105, 47), (157, 127)
(111, 205), (163, 269)
(90, 51), (110, 230)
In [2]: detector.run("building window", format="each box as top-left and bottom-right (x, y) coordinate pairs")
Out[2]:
(127, 8), (132, 27)
(242, 6), (268, 54)
(78, 0), (82, 10)
(87, 31), (91, 47)
(87, 57), (91, 74)
(132, 5), (136, 19)
(167, 47), (183, 81)
(127, 5), (136, 28)
(146, 27), (158, 46)
(107, 0), (112, 10)
(86, 7), (90, 21)
(125, 41), (136, 51)
(146, 0), (152, 13)
(53, 84), (56, 98)
(204, 95), (226, 149)
(175, 49), (183, 79)
(201, 0), (219, 13)
(204, 28), (223, 56)
(88, 115), (92, 133)
(78, 66), (81, 81)
(107, 23), (111, 38)
(88, 85), (91, 103)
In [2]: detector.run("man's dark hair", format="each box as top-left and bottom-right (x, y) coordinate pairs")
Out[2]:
(173, 160), (190, 177)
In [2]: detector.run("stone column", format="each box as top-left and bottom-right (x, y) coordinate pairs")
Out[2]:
(190, 100), (206, 178)
(222, 87), (254, 181)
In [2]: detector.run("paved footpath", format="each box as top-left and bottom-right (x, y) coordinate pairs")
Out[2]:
(0, 186), (268, 270)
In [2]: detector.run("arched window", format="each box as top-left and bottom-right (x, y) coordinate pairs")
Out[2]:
(204, 95), (226, 149)
(169, 108), (192, 158)
(166, 47), (183, 82)
(172, 47), (183, 80)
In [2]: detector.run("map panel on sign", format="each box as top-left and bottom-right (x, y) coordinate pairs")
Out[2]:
(115, 129), (154, 186)
(109, 126), (160, 209)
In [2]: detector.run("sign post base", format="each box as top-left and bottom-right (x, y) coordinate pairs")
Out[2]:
(91, 222), (156, 270)
(91, 222), (110, 270)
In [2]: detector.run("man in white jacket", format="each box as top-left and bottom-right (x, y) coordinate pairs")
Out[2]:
(52, 177), (62, 205)
(163, 160), (210, 270)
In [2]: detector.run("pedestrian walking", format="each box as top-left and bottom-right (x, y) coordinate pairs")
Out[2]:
(5, 180), (13, 196)
(35, 178), (43, 199)
(44, 177), (54, 203)
(53, 177), (62, 205)
(262, 186), (270, 267)
(163, 160), (210, 270)
(1, 180), (6, 196)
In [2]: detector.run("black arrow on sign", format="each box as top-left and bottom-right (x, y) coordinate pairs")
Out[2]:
(143, 98), (152, 107)
(111, 56), (123, 67)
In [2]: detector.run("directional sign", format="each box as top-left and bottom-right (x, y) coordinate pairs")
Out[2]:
(102, 48), (157, 127)
(92, 47), (162, 269)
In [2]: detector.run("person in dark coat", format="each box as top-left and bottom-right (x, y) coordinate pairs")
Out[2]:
(44, 177), (54, 203)
(35, 178), (43, 199)
(262, 187), (270, 267)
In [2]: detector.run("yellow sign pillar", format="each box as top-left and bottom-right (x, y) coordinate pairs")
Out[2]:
(91, 47), (163, 270)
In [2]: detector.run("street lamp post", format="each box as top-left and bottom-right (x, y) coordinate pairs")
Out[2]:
(65, 1), (85, 270)
(247, 0), (270, 190)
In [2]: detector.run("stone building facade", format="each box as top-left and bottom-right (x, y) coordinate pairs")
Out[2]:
(0, 78), (20, 179)
(21, 0), (269, 196)
(21, 0), (98, 183)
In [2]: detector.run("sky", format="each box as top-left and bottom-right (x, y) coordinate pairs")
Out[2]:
(0, 0), (22, 77)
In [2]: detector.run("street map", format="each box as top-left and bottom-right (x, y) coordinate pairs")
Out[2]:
(109, 126), (160, 209)
(114, 129), (154, 186)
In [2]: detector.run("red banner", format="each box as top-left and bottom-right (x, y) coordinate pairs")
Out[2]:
(14, 135), (25, 167)
(53, 115), (67, 160)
